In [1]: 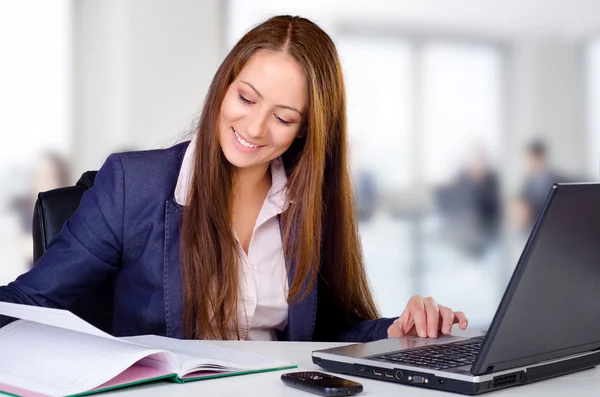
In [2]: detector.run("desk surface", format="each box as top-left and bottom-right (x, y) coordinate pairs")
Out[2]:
(108, 341), (600, 397)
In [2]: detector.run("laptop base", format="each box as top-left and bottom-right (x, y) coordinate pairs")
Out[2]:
(313, 352), (600, 395)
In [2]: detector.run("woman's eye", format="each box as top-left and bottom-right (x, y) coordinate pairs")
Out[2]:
(238, 94), (253, 105)
(275, 114), (293, 126)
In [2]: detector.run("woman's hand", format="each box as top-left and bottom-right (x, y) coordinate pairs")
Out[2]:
(387, 295), (468, 338)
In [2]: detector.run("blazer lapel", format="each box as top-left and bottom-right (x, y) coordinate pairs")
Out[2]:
(277, 216), (318, 341)
(164, 199), (184, 339)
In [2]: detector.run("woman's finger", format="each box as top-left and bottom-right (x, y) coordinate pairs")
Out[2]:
(423, 297), (439, 338)
(439, 304), (455, 335)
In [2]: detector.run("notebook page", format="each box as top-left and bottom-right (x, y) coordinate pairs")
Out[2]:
(0, 321), (177, 397)
(0, 301), (113, 339)
(123, 335), (291, 377)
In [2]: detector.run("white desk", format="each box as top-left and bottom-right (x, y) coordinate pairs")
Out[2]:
(106, 341), (600, 397)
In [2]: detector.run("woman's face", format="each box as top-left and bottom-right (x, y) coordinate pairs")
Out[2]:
(218, 50), (307, 170)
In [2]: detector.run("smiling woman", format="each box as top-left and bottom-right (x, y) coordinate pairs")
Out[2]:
(0, 15), (467, 343)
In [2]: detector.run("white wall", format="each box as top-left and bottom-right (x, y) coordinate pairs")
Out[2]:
(72, 0), (222, 175)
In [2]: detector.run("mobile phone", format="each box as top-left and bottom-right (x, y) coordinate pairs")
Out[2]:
(281, 371), (363, 396)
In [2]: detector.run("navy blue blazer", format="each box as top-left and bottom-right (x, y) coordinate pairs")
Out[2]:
(0, 142), (395, 342)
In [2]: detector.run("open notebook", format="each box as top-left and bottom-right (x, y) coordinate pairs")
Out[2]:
(0, 302), (295, 397)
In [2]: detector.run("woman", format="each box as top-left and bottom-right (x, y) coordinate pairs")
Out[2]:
(0, 15), (467, 342)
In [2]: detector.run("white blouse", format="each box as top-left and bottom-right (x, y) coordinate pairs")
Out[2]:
(174, 136), (289, 340)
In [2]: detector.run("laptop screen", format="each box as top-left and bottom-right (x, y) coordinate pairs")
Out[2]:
(472, 183), (600, 375)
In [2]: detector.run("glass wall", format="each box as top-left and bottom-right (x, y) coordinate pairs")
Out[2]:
(335, 33), (504, 326)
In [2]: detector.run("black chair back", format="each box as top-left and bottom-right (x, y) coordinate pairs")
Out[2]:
(32, 171), (114, 333)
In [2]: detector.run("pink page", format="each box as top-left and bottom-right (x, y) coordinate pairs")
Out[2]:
(0, 384), (48, 397)
(0, 364), (173, 397)
(89, 364), (173, 391)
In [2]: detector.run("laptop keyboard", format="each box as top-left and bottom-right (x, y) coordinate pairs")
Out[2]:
(373, 338), (483, 370)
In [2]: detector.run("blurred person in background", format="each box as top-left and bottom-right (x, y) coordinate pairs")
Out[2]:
(0, 15), (468, 341)
(435, 143), (501, 258)
(354, 168), (378, 222)
(510, 140), (570, 231)
(10, 152), (70, 267)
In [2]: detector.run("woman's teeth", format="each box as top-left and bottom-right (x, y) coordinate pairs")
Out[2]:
(234, 130), (258, 149)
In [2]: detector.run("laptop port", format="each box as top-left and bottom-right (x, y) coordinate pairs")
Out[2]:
(384, 371), (394, 378)
(395, 371), (403, 380)
(373, 370), (383, 376)
(409, 375), (427, 384)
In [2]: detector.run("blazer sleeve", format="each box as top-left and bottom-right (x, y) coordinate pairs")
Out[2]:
(0, 154), (125, 326)
(313, 275), (398, 342)
(335, 317), (398, 343)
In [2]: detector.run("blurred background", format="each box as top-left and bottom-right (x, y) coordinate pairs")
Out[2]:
(1, 0), (599, 329)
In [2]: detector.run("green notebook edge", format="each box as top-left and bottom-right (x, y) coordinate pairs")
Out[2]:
(69, 373), (179, 397)
(0, 366), (298, 396)
(173, 364), (298, 383)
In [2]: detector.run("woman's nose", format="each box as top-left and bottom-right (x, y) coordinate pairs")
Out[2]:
(246, 111), (268, 139)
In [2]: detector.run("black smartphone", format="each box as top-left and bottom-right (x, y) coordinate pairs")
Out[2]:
(281, 371), (363, 396)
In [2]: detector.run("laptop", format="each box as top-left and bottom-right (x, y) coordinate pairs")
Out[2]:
(313, 183), (600, 394)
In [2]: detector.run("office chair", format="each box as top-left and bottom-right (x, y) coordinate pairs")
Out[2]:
(32, 170), (115, 333)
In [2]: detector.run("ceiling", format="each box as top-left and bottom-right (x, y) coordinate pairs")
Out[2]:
(236, 0), (600, 40)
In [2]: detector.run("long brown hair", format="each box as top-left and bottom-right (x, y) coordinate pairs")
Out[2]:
(180, 15), (380, 340)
